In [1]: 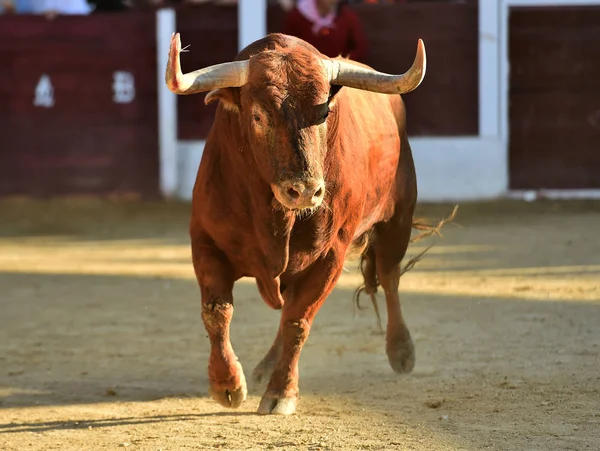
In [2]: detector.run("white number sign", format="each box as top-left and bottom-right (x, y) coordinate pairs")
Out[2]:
(112, 71), (135, 104)
(34, 74), (54, 108)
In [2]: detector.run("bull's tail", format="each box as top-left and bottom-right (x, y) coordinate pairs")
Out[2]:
(353, 205), (459, 331)
(410, 204), (459, 244)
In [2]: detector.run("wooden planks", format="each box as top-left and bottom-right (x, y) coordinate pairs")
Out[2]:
(174, 4), (239, 141)
(0, 3), (481, 198)
(509, 6), (600, 189)
(0, 13), (159, 198)
(269, 2), (479, 137)
(175, 2), (479, 140)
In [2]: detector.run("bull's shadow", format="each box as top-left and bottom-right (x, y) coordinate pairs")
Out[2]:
(1, 270), (598, 411)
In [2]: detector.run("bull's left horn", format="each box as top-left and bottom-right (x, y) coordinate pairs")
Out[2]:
(323, 39), (426, 95)
(165, 32), (249, 95)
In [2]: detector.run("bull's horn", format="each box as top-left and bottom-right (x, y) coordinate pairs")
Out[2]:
(323, 39), (426, 95)
(165, 32), (249, 95)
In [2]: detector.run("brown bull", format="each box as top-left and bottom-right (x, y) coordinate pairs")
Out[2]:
(166, 31), (427, 415)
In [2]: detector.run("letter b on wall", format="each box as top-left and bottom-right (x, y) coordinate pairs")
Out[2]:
(112, 71), (136, 104)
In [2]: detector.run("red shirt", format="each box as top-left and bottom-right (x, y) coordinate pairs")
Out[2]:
(282, 5), (369, 62)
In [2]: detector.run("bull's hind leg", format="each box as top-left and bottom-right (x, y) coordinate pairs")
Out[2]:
(192, 235), (247, 408)
(373, 209), (416, 374)
(378, 262), (415, 373)
(251, 328), (282, 386)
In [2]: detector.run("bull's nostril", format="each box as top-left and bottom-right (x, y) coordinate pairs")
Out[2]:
(287, 187), (300, 199)
(314, 187), (323, 199)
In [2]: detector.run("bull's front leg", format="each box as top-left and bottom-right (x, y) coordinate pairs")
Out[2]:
(192, 236), (247, 408)
(257, 251), (344, 415)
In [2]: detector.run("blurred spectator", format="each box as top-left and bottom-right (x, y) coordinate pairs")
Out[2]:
(0, 0), (13, 12)
(282, 0), (368, 62)
(2, 0), (92, 16)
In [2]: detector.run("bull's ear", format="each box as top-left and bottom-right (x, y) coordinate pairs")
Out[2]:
(205, 88), (241, 113)
(328, 85), (343, 108)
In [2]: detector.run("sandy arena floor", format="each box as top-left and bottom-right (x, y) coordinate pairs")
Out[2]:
(0, 198), (599, 450)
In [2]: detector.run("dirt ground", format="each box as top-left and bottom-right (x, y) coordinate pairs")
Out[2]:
(0, 198), (599, 450)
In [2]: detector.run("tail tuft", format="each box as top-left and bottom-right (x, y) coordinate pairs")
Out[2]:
(354, 204), (459, 328)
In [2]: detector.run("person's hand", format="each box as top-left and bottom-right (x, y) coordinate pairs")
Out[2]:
(278, 0), (294, 11)
(44, 9), (58, 20)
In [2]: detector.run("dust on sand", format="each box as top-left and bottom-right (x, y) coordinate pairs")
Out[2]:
(1, 199), (599, 450)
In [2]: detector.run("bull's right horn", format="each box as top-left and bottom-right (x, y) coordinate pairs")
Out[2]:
(165, 33), (249, 95)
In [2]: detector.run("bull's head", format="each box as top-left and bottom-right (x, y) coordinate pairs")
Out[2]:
(165, 33), (426, 212)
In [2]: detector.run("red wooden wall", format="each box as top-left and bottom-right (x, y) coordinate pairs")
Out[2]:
(272, 2), (479, 136)
(175, 4), (238, 141)
(0, 13), (160, 199)
(0, 3), (479, 198)
(176, 2), (479, 141)
(509, 5), (600, 189)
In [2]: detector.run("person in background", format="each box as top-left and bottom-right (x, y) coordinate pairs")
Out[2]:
(0, 0), (12, 12)
(1, 0), (92, 16)
(282, 0), (368, 62)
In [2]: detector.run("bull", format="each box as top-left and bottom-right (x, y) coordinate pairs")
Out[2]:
(166, 31), (428, 415)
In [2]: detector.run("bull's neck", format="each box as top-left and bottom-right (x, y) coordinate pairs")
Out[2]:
(214, 107), (296, 278)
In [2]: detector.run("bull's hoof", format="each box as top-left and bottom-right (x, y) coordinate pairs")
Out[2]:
(209, 362), (248, 408)
(386, 332), (415, 374)
(257, 393), (298, 415)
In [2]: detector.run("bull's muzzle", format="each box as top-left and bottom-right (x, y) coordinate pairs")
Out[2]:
(272, 178), (325, 211)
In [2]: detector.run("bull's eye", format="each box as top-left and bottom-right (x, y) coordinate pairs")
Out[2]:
(253, 114), (261, 123)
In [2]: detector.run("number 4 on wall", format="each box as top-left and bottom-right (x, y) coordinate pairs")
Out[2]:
(34, 74), (54, 108)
